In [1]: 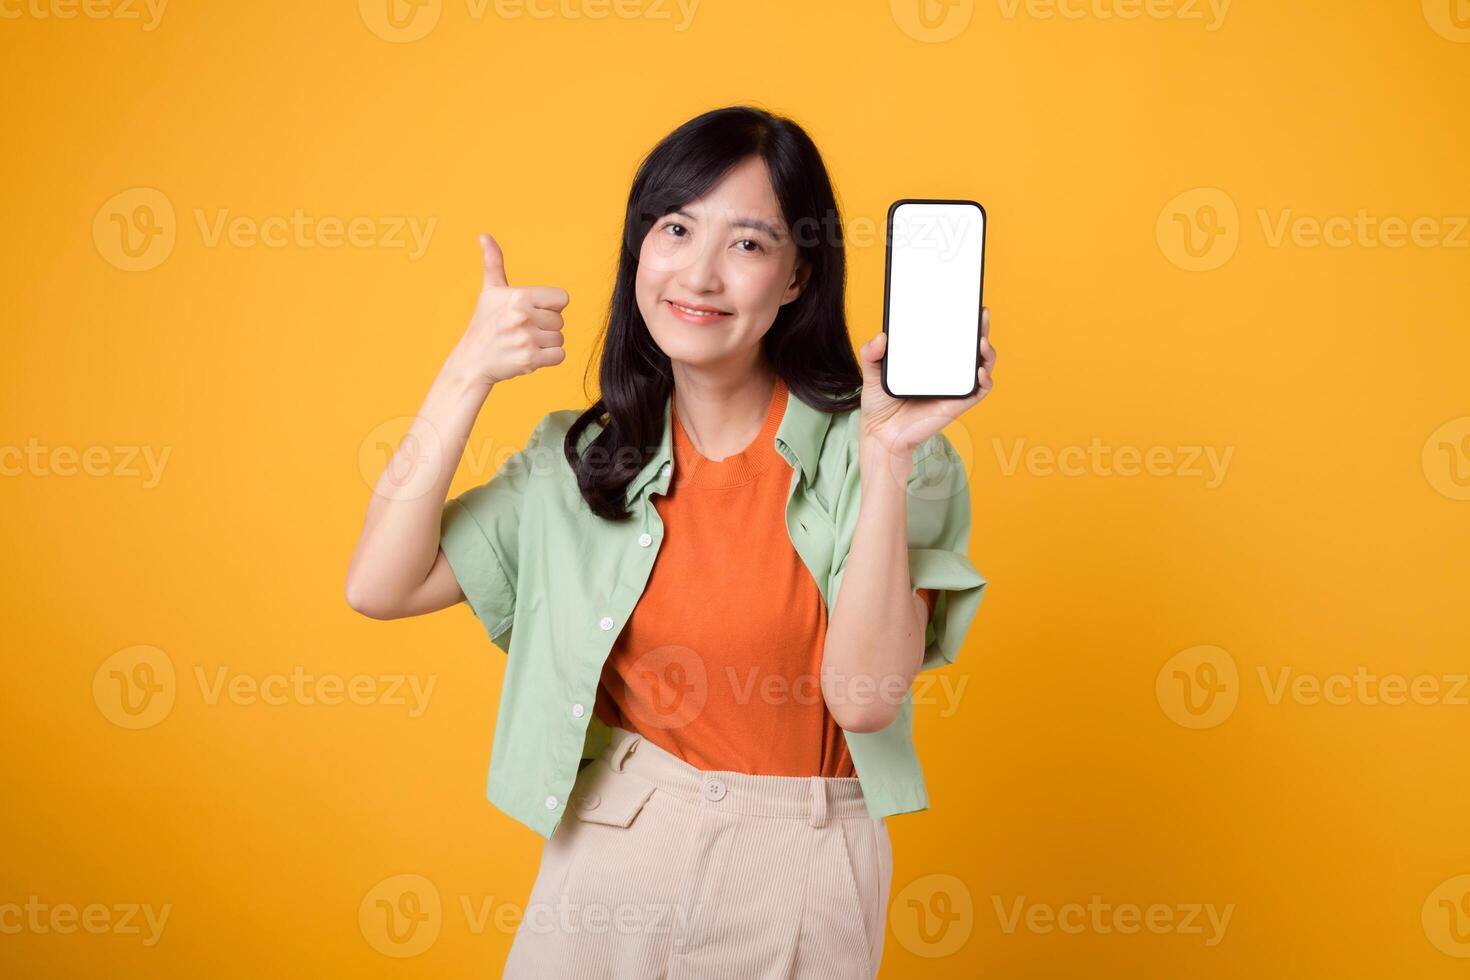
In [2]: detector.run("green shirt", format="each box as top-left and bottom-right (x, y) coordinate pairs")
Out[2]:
(439, 385), (987, 839)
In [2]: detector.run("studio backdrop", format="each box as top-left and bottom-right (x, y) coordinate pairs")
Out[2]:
(2, 1), (1468, 977)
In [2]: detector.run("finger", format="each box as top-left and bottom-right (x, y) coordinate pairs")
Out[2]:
(974, 366), (992, 398)
(951, 365), (989, 407)
(979, 306), (990, 341)
(530, 327), (566, 349)
(526, 307), (564, 333)
(522, 285), (571, 312)
(481, 233), (509, 289)
(532, 344), (568, 370)
(980, 336), (997, 371)
(860, 332), (887, 361)
(860, 333), (886, 385)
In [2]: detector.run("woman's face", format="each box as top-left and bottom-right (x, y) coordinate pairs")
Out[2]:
(635, 155), (807, 370)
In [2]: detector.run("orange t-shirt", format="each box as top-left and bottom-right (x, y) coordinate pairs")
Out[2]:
(593, 375), (938, 778)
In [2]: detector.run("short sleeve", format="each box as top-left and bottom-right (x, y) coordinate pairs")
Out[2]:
(831, 431), (987, 673)
(903, 439), (987, 671)
(439, 413), (553, 653)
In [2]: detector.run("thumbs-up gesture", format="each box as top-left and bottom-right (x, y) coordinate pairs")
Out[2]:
(453, 233), (570, 387)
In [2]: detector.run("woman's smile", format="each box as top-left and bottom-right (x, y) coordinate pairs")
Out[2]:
(665, 298), (734, 323)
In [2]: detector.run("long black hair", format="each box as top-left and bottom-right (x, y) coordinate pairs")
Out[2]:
(565, 104), (862, 521)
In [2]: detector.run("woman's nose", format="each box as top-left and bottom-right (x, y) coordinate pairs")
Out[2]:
(676, 234), (722, 293)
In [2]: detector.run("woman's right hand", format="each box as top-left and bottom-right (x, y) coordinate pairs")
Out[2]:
(452, 233), (569, 387)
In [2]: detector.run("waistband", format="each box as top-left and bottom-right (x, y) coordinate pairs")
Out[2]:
(598, 725), (871, 827)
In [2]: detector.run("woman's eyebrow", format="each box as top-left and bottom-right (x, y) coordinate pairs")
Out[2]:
(672, 209), (785, 241)
(732, 217), (785, 240)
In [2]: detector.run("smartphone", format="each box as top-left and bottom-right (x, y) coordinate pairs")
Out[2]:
(881, 199), (987, 399)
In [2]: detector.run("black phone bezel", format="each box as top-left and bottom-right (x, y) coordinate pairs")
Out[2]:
(880, 198), (988, 400)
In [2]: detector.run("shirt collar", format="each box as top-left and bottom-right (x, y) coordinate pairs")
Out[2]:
(623, 380), (834, 503)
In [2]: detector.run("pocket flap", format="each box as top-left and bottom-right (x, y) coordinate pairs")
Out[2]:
(569, 765), (656, 828)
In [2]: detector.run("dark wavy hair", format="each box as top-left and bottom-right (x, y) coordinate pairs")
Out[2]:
(565, 104), (863, 521)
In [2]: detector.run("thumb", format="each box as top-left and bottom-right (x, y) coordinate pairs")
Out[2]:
(859, 332), (887, 385)
(480, 233), (509, 289)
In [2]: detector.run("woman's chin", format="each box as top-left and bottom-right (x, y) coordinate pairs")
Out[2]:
(649, 328), (740, 365)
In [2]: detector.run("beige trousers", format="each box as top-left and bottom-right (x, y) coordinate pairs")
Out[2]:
(502, 725), (893, 979)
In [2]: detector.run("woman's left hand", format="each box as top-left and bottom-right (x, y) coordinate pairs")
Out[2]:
(858, 307), (996, 456)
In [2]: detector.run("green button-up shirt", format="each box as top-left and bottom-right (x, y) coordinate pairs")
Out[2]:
(439, 385), (987, 839)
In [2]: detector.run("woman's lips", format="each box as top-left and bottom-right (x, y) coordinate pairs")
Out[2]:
(666, 299), (733, 324)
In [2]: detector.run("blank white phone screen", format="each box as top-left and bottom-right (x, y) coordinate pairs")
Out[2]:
(884, 201), (985, 397)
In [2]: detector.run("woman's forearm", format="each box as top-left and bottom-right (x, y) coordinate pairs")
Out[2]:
(345, 351), (491, 617)
(821, 439), (928, 733)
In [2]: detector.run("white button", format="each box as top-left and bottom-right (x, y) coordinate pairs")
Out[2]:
(545, 795), (558, 809)
(638, 533), (652, 547)
(661, 462), (671, 477)
(599, 616), (614, 631)
(702, 777), (727, 802)
(571, 703), (585, 718)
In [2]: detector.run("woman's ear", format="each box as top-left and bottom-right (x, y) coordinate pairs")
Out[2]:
(782, 255), (811, 305)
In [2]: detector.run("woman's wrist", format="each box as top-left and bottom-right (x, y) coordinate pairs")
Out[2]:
(436, 349), (494, 403)
(858, 436), (914, 499)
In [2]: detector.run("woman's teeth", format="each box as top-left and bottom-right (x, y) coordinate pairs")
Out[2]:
(669, 301), (728, 318)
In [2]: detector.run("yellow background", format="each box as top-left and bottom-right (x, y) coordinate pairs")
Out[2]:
(3, 0), (1469, 976)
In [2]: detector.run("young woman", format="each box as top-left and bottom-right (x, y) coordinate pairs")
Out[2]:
(347, 105), (994, 978)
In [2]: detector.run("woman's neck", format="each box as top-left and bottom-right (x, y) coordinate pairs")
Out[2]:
(670, 362), (779, 463)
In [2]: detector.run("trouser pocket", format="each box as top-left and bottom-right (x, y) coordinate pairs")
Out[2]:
(831, 817), (891, 974)
(568, 757), (657, 828)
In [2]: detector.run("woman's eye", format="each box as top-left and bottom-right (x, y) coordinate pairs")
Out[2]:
(734, 239), (762, 253)
(663, 222), (687, 237)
